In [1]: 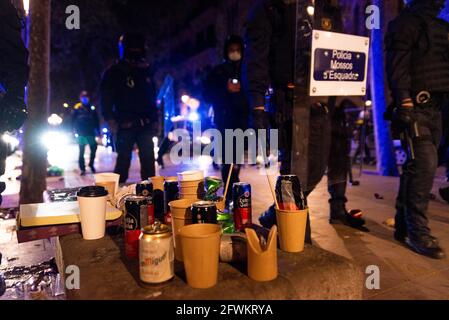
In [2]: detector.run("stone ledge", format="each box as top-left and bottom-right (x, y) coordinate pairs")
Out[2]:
(58, 232), (363, 300)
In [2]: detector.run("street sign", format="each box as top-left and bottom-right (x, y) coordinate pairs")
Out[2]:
(309, 30), (370, 96)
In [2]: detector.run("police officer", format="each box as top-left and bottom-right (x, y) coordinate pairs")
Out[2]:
(0, 0), (28, 206)
(100, 33), (159, 183)
(72, 91), (100, 176)
(203, 35), (249, 204)
(385, 0), (448, 259)
(245, 0), (365, 238)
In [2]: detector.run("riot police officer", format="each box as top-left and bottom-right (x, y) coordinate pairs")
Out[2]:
(100, 33), (159, 183)
(245, 0), (365, 240)
(385, 0), (448, 259)
(203, 35), (249, 204)
(0, 0), (28, 206)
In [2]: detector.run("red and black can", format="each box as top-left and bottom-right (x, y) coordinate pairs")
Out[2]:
(124, 196), (150, 259)
(232, 182), (252, 231)
(164, 179), (179, 224)
(136, 180), (153, 198)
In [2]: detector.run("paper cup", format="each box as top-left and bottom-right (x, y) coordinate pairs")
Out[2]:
(94, 173), (120, 197)
(276, 209), (308, 253)
(169, 198), (197, 261)
(177, 170), (204, 182)
(150, 176), (165, 191)
(95, 181), (116, 201)
(77, 186), (108, 240)
(180, 224), (221, 289)
(215, 197), (225, 212)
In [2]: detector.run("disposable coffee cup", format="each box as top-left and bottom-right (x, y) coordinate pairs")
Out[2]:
(276, 209), (308, 253)
(77, 186), (108, 240)
(180, 224), (221, 289)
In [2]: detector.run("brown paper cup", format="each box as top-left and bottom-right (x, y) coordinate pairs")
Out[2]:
(169, 198), (198, 261)
(179, 179), (203, 187)
(179, 193), (205, 200)
(179, 224), (221, 289)
(150, 176), (165, 190)
(276, 209), (308, 253)
(245, 226), (278, 282)
(215, 197), (225, 212)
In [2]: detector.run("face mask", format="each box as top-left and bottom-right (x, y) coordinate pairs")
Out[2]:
(81, 97), (90, 105)
(229, 52), (242, 62)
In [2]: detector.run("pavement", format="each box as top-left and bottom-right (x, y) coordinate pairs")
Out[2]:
(1, 144), (449, 300)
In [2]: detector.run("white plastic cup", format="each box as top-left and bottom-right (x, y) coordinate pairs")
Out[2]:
(94, 173), (120, 197)
(77, 186), (108, 240)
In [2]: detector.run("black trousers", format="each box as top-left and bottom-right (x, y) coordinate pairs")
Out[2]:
(115, 125), (156, 183)
(395, 104), (442, 241)
(78, 136), (97, 171)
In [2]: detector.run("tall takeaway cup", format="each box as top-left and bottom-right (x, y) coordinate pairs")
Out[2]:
(77, 186), (108, 240)
(179, 224), (221, 289)
(276, 208), (308, 253)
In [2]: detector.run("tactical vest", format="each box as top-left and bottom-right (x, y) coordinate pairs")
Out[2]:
(411, 15), (449, 93)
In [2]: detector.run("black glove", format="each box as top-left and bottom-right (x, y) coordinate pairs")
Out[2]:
(251, 109), (269, 131)
(393, 105), (416, 127)
(0, 95), (28, 132)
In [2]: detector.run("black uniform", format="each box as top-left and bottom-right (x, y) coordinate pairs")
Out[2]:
(72, 103), (100, 173)
(0, 0), (28, 204)
(100, 59), (158, 183)
(385, 0), (448, 259)
(245, 0), (362, 237)
(203, 36), (249, 202)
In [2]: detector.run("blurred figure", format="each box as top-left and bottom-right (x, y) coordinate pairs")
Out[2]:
(203, 35), (249, 204)
(72, 91), (100, 176)
(0, 0), (28, 206)
(353, 109), (374, 165)
(100, 33), (159, 183)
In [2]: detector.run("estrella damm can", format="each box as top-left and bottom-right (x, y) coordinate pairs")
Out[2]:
(232, 182), (252, 231)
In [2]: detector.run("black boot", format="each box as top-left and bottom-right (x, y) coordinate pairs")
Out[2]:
(329, 202), (366, 228)
(406, 235), (446, 259)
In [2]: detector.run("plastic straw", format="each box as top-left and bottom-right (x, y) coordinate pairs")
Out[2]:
(223, 163), (234, 200)
(265, 171), (279, 210)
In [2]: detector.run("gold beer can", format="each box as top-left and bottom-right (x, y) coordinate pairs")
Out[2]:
(139, 222), (174, 284)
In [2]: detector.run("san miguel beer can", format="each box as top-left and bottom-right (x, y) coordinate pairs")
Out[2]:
(139, 222), (174, 284)
(136, 180), (153, 198)
(232, 182), (252, 231)
(164, 179), (179, 225)
(125, 196), (150, 259)
(191, 201), (218, 224)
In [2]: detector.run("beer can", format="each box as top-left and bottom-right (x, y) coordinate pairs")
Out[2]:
(232, 182), (252, 231)
(164, 179), (179, 224)
(124, 196), (150, 259)
(191, 201), (218, 224)
(136, 180), (153, 198)
(275, 175), (307, 210)
(139, 222), (174, 284)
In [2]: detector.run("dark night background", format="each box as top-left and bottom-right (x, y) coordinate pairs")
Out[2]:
(49, 0), (408, 117)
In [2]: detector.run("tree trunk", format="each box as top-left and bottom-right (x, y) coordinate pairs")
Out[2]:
(19, 0), (51, 204)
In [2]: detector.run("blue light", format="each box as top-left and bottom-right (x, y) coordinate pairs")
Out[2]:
(102, 128), (108, 133)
